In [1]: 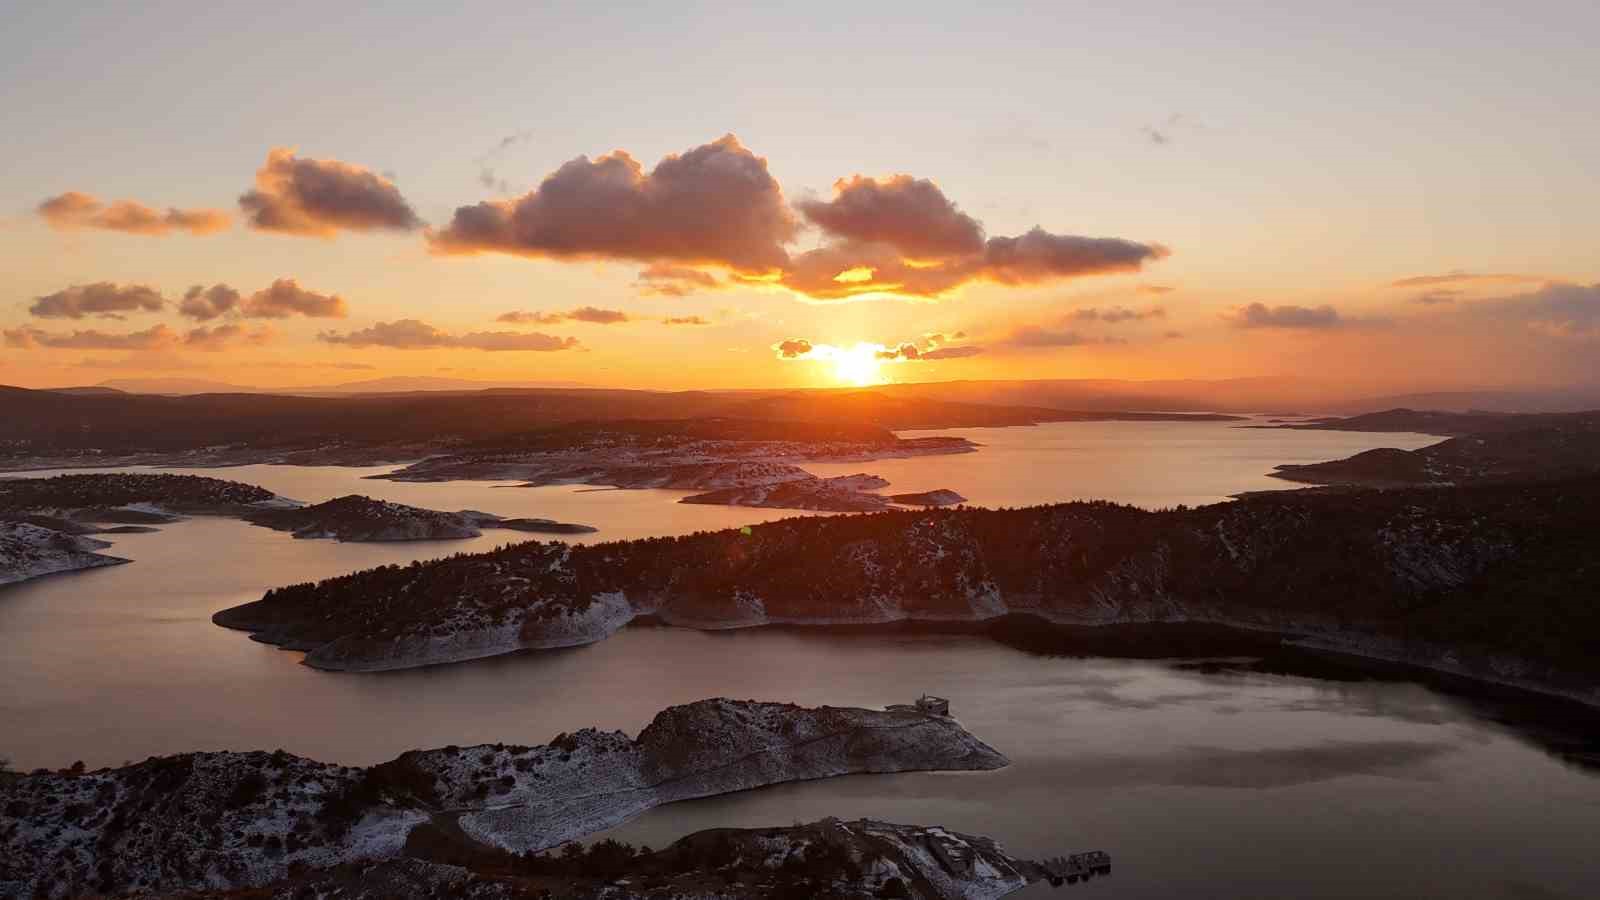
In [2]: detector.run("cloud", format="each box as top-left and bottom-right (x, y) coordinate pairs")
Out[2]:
(775, 334), (982, 362)
(1479, 282), (1600, 340)
(497, 306), (630, 325)
(178, 284), (243, 321)
(1140, 125), (1171, 146)
(430, 134), (796, 272)
(1223, 303), (1344, 329)
(1389, 271), (1544, 288)
(1070, 305), (1166, 323)
(1000, 325), (1125, 348)
(782, 178), (1169, 301)
(28, 283), (165, 319)
(318, 319), (579, 351)
(239, 147), (422, 237)
(241, 279), (348, 318)
(1137, 284), (1176, 295)
(797, 174), (985, 259)
(635, 263), (722, 297)
(1413, 290), (1461, 305)
(920, 344), (984, 359)
(774, 338), (814, 359)
(661, 315), (711, 326)
(37, 191), (230, 236)
(182, 323), (275, 351)
(477, 130), (532, 194)
(5, 322), (273, 351)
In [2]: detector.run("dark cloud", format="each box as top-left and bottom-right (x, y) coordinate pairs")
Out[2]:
(920, 344), (984, 359)
(498, 307), (630, 325)
(798, 174), (985, 259)
(1223, 303), (1344, 329)
(5, 324), (177, 350)
(477, 130), (532, 194)
(1482, 281), (1600, 340)
(1070, 305), (1166, 323)
(1389, 272), (1545, 288)
(182, 323), (275, 351)
(1000, 325), (1121, 348)
(430, 134), (796, 272)
(29, 283), (165, 319)
(239, 148), (422, 237)
(661, 315), (711, 326)
(318, 319), (579, 352)
(241, 279), (348, 318)
(875, 342), (922, 360)
(38, 191), (230, 236)
(178, 284), (242, 321)
(982, 228), (1170, 285)
(774, 338), (814, 359)
(635, 263), (722, 297)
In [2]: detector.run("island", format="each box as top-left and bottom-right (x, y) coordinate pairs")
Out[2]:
(0, 521), (128, 586)
(243, 495), (596, 542)
(0, 699), (1008, 898)
(218, 449), (1600, 707)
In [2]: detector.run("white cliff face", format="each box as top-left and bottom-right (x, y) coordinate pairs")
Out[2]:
(0, 521), (128, 586)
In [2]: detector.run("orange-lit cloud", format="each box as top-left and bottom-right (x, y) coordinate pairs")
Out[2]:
(240, 279), (348, 318)
(1000, 326), (1125, 348)
(240, 148), (421, 237)
(1137, 284), (1176, 295)
(1222, 303), (1344, 329)
(37, 192), (230, 236)
(635, 263), (722, 297)
(318, 319), (579, 351)
(29, 283), (166, 319)
(773, 333), (983, 362)
(429, 135), (796, 272)
(178, 284), (243, 321)
(1069, 305), (1166, 323)
(497, 307), (630, 325)
(783, 175), (1167, 300)
(4, 322), (270, 351)
(797, 174), (984, 259)
(1389, 272), (1546, 288)
(661, 315), (710, 326)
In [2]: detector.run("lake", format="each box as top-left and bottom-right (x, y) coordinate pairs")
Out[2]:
(5, 419), (1596, 899)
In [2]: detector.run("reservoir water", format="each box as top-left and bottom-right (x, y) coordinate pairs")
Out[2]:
(4, 420), (1596, 899)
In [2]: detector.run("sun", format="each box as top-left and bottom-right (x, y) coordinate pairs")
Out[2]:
(832, 344), (886, 386)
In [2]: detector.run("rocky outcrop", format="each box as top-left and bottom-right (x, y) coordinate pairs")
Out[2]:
(217, 477), (1600, 705)
(0, 521), (128, 586)
(0, 700), (1006, 898)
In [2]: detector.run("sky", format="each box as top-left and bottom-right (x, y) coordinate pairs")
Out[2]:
(2, 1), (1597, 392)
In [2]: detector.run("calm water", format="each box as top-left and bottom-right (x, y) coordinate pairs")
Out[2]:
(6, 421), (1596, 898)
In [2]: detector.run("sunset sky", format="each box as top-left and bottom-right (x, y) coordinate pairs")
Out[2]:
(3, 2), (1597, 391)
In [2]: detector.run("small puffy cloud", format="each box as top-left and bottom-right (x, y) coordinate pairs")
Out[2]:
(1481, 282), (1600, 340)
(635, 263), (722, 297)
(5, 324), (178, 350)
(29, 283), (165, 319)
(430, 134), (796, 272)
(498, 307), (630, 324)
(1070, 305), (1166, 323)
(981, 229), (1169, 286)
(318, 319), (579, 351)
(1223, 303), (1344, 329)
(774, 338), (814, 359)
(239, 147), (422, 237)
(178, 284), (243, 321)
(661, 315), (711, 326)
(875, 342), (922, 360)
(1389, 271), (1544, 288)
(798, 174), (984, 259)
(183, 323), (275, 351)
(38, 191), (230, 236)
(241, 279), (348, 318)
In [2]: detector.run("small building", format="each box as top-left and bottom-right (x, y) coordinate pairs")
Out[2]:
(915, 694), (950, 716)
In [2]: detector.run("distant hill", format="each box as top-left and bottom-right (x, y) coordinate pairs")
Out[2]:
(93, 376), (593, 396)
